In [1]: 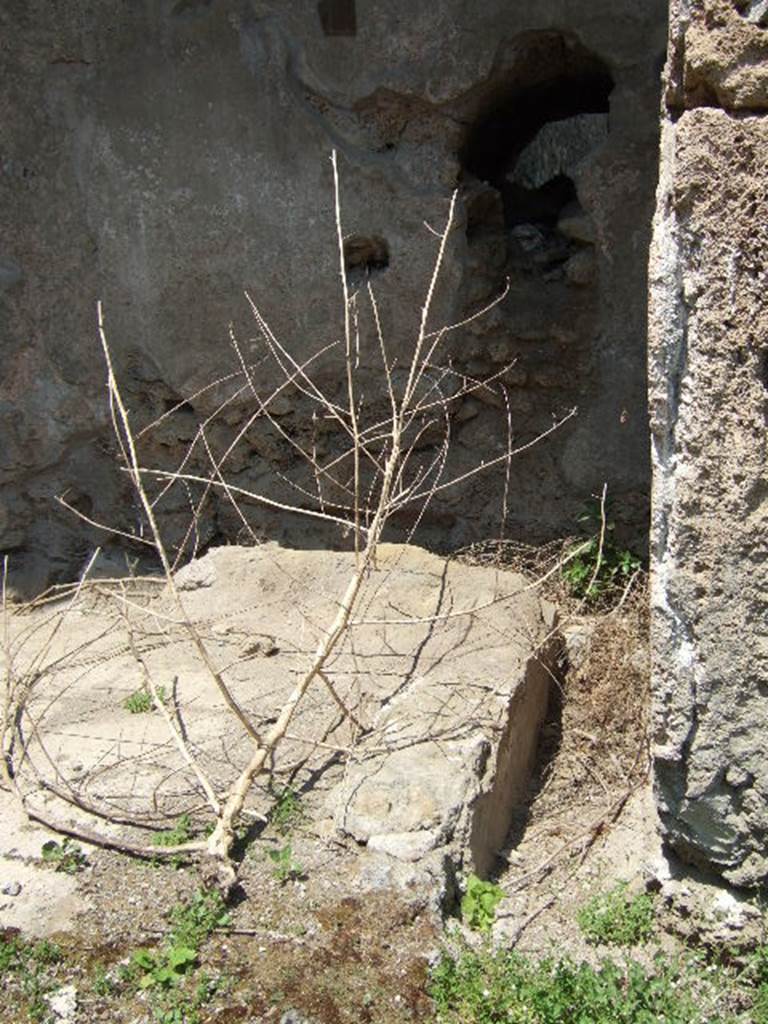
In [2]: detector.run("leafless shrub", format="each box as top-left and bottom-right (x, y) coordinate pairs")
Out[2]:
(1, 152), (581, 890)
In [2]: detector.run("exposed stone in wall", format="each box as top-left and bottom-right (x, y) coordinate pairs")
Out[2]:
(650, 0), (768, 886)
(512, 113), (609, 190)
(666, 0), (768, 109)
(1, 1), (666, 592)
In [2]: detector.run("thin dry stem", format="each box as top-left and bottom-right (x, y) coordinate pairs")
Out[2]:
(331, 151), (362, 555)
(120, 594), (221, 816)
(98, 302), (265, 744)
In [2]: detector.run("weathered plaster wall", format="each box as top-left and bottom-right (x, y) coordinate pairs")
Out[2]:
(1, 1), (666, 591)
(650, 0), (768, 886)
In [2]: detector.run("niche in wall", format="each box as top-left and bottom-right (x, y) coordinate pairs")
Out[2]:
(318, 0), (357, 36)
(445, 29), (650, 544)
(459, 31), (613, 276)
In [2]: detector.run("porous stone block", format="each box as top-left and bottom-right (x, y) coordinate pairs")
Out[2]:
(649, 102), (768, 887)
(667, 0), (768, 111)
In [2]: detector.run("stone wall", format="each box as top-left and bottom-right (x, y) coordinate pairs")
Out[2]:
(650, 0), (768, 887)
(1, 0), (666, 592)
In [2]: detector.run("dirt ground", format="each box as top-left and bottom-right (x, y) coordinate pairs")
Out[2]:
(0, 782), (664, 1024)
(0, 792), (439, 1022)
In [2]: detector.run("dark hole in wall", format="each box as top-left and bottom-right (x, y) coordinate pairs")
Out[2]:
(318, 0), (357, 36)
(343, 234), (389, 282)
(61, 490), (94, 520)
(460, 73), (613, 188)
(459, 35), (613, 235)
(502, 174), (578, 229)
(163, 398), (196, 416)
(445, 31), (653, 548)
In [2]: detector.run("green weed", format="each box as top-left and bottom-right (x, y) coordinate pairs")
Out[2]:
(563, 499), (641, 603)
(168, 888), (230, 949)
(149, 813), (195, 869)
(269, 786), (305, 836)
(153, 1005), (198, 1024)
(130, 944), (198, 991)
(150, 974), (227, 1024)
(151, 814), (193, 849)
(431, 945), (703, 1024)
(41, 837), (87, 874)
(92, 964), (118, 997)
(28, 941), (62, 967)
(0, 936), (63, 1022)
(460, 874), (504, 934)
(268, 843), (304, 884)
(128, 889), (229, 995)
(124, 685), (166, 714)
(754, 985), (768, 1024)
(194, 970), (230, 1005)
(747, 942), (768, 1023)
(577, 882), (655, 947)
(0, 936), (24, 974)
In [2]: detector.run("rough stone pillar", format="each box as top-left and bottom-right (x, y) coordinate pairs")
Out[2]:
(650, 0), (768, 887)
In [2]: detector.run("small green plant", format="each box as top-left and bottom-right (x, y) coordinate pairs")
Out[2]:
(152, 998), (202, 1024)
(747, 942), (768, 1024)
(124, 685), (166, 714)
(577, 881), (655, 946)
(149, 813), (196, 869)
(149, 973), (227, 1024)
(152, 814), (194, 849)
(194, 970), (230, 1005)
(28, 940), (62, 967)
(130, 944), (198, 991)
(128, 889), (229, 995)
(168, 888), (230, 948)
(269, 785), (305, 836)
(113, 891), (230, 1024)
(752, 943), (768, 982)
(753, 985), (768, 1024)
(267, 843), (304, 884)
(0, 936), (23, 974)
(154, 1006), (195, 1024)
(430, 945), (707, 1024)
(460, 874), (504, 934)
(41, 837), (87, 874)
(92, 964), (118, 997)
(0, 936), (63, 1022)
(562, 499), (641, 603)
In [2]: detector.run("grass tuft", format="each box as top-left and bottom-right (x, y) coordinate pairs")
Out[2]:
(577, 882), (655, 947)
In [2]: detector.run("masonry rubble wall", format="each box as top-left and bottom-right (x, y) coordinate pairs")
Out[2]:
(1, 0), (666, 593)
